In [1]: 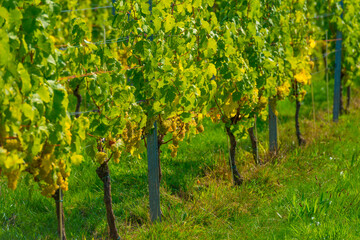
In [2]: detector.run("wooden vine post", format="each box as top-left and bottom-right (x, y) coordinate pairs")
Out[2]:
(53, 189), (66, 240)
(333, 0), (344, 122)
(59, 189), (62, 240)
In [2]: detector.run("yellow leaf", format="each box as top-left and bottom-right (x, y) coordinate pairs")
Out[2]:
(177, 4), (184, 13)
(71, 154), (83, 165)
(208, 38), (217, 52)
(294, 69), (311, 85)
(154, 17), (162, 31)
(185, 1), (193, 12)
(165, 15), (175, 32)
(64, 121), (72, 145)
(207, 63), (217, 77)
(4, 153), (24, 169)
(202, 21), (210, 33)
(309, 39), (316, 49)
(210, 12), (218, 26)
(179, 60), (184, 72)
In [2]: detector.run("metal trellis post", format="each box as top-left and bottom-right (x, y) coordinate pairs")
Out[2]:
(269, 100), (278, 153)
(147, 122), (161, 222)
(333, 0), (344, 122)
(146, 0), (161, 223)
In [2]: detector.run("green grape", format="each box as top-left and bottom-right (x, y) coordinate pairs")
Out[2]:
(5, 139), (21, 151)
(113, 150), (121, 164)
(95, 152), (107, 165)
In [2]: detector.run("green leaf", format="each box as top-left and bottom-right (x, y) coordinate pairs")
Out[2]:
(47, 54), (56, 65)
(154, 17), (162, 31)
(93, 123), (109, 136)
(164, 15), (175, 32)
(22, 103), (34, 121)
(0, 31), (9, 66)
(232, 92), (242, 102)
(49, 83), (68, 119)
(18, 63), (31, 94)
(85, 138), (97, 158)
(37, 85), (51, 103)
(31, 133), (43, 156)
(153, 101), (162, 113)
(134, 40), (151, 57)
(0, 7), (9, 23)
(74, 116), (89, 140)
(208, 38), (217, 52)
(9, 9), (22, 30)
(180, 112), (192, 122)
(206, 63), (217, 77)
(193, 0), (201, 8)
(202, 21), (211, 33)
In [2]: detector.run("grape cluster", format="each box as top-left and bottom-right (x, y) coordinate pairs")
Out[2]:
(113, 150), (121, 164)
(207, 109), (222, 123)
(144, 117), (156, 134)
(122, 121), (142, 155)
(105, 136), (122, 163)
(158, 116), (201, 158)
(117, 44), (132, 67)
(4, 139), (22, 151)
(95, 152), (107, 165)
(277, 82), (291, 100)
(4, 169), (20, 190)
(1, 138), (24, 190)
(27, 144), (70, 197)
(93, 121), (143, 166)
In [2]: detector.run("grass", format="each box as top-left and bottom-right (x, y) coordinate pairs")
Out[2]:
(1, 73), (360, 239)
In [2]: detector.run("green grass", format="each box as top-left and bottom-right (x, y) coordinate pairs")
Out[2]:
(1, 75), (360, 239)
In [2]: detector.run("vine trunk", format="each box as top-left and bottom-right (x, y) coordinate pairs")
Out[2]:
(226, 127), (243, 186)
(247, 126), (261, 165)
(295, 99), (306, 146)
(96, 162), (120, 240)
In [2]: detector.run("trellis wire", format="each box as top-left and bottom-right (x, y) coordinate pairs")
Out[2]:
(69, 110), (99, 116)
(310, 12), (335, 19)
(57, 37), (130, 50)
(56, 33), (344, 52)
(311, 68), (329, 75)
(310, 50), (336, 62)
(69, 99), (145, 116)
(60, 4), (334, 21)
(61, 5), (113, 13)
